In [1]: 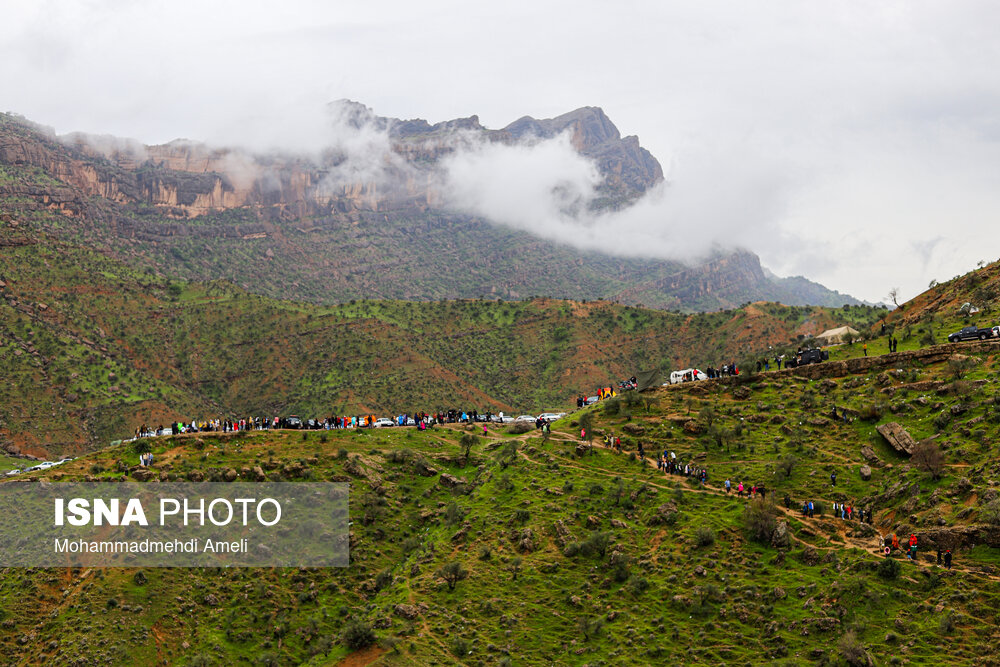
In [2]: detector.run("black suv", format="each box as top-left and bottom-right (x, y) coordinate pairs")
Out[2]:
(947, 326), (995, 342)
(785, 348), (829, 368)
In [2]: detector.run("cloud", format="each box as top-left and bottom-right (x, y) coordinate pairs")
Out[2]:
(439, 127), (795, 266)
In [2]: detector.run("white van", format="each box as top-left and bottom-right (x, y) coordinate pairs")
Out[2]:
(669, 369), (706, 384)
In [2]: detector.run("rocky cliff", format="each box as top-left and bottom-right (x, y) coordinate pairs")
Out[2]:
(0, 109), (859, 310)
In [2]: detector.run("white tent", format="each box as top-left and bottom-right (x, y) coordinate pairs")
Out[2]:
(816, 325), (861, 346)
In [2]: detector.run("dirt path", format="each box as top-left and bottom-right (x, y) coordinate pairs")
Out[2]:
(535, 427), (1000, 580)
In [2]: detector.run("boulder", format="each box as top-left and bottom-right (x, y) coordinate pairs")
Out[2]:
(876, 422), (917, 456)
(439, 473), (466, 488)
(586, 515), (601, 528)
(683, 420), (703, 435)
(860, 445), (880, 465)
(860, 465), (872, 481)
(394, 604), (419, 619)
(610, 519), (628, 529)
(575, 443), (592, 456)
(224, 468), (238, 482)
(414, 460), (438, 477)
(131, 468), (155, 482)
(252, 466), (266, 481)
(772, 520), (791, 549)
(622, 423), (644, 435)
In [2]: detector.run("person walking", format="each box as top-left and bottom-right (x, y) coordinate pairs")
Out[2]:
(863, 342), (868, 357)
(831, 471), (837, 486)
(944, 549), (952, 569)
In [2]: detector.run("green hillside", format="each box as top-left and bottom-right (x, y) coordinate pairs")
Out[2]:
(5, 333), (1000, 664)
(0, 234), (885, 457)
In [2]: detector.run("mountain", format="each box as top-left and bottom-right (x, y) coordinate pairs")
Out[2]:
(0, 108), (860, 311)
(0, 234), (885, 457)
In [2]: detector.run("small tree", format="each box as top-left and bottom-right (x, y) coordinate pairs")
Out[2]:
(437, 561), (468, 591)
(743, 498), (778, 545)
(341, 619), (376, 649)
(576, 615), (605, 641)
(912, 441), (945, 480)
(888, 287), (900, 309)
(459, 433), (479, 467)
(508, 556), (523, 581)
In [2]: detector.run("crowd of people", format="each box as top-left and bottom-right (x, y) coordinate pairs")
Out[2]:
(705, 363), (739, 379)
(133, 408), (522, 439)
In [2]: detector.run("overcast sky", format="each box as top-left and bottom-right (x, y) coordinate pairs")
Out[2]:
(3, 0), (999, 304)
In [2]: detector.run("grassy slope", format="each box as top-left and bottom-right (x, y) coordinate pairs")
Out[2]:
(3, 264), (1000, 664)
(0, 237), (885, 456)
(6, 336), (1000, 665)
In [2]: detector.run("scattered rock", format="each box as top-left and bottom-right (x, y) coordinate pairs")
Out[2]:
(586, 515), (601, 528)
(610, 519), (627, 529)
(683, 420), (703, 435)
(439, 473), (466, 488)
(876, 422), (917, 456)
(394, 604), (419, 619)
(860, 465), (872, 481)
(860, 445), (880, 465)
(131, 468), (155, 482)
(622, 423), (644, 435)
(252, 466), (266, 481)
(224, 468), (238, 482)
(693, 565), (706, 577)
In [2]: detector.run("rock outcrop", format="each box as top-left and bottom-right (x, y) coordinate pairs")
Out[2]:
(876, 423), (917, 456)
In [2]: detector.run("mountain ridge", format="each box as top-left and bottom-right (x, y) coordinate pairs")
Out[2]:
(0, 108), (860, 311)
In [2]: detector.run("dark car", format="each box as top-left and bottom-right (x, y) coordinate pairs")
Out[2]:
(947, 326), (995, 342)
(786, 348), (829, 368)
(285, 415), (302, 429)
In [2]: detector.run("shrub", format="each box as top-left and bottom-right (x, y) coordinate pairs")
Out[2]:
(837, 630), (871, 666)
(939, 612), (956, 634)
(933, 411), (952, 431)
(341, 619), (376, 649)
(912, 441), (945, 480)
(877, 557), (901, 579)
(451, 637), (471, 657)
(508, 422), (532, 435)
(980, 498), (1000, 525)
(857, 403), (885, 422)
(743, 499), (778, 545)
(580, 531), (611, 558)
(695, 525), (716, 547)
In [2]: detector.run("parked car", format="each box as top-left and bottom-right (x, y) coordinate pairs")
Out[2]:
(584, 396), (600, 406)
(5, 469), (21, 476)
(515, 415), (536, 423)
(373, 418), (395, 428)
(785, 348), (829, 368)
(538, 412), (564, 423)
(947, 325), (996, 342)
(285, 415), (303, 429)
(669, 369), (707, 384)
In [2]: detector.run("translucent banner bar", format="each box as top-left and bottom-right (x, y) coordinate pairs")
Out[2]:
(0, 482), (348, 567)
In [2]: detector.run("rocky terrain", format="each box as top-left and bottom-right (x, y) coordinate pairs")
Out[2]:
(0, 108), (859, 311)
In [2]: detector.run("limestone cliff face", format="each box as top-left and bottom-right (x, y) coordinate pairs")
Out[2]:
(0, 102), (662, 221)
(0, 111), (859, 311)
